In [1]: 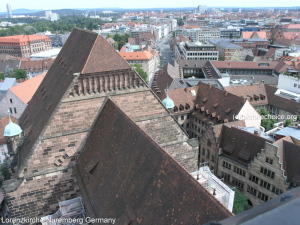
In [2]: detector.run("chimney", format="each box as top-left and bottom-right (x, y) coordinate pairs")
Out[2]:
(225, 91), (229, 96)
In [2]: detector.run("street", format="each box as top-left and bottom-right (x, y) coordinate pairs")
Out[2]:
(157, 34), (173, 67)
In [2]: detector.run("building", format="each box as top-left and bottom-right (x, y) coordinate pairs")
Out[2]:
(6, 4), (12, 18)
(0, 35), (52, 57)
(197, 5), (208, 15)
(0, 73), (46, 119)
(277, 73), (300, 95)
(201, 123), (300, 207)
(197, 28), (221, 42)
(164, 82), (261, 140)
(221, 187), (300, 225)
(220, 27), (241, 38)
(20, 58), (54, 78)
(0, 28), (233, 223)
(45, 10), (59, 21)
(175, 42), (219, 61)
(212, 61), (287, 76)
(119, 51), (155, 82)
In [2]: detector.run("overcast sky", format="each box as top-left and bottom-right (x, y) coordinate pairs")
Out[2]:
(2, 0), (300, 12)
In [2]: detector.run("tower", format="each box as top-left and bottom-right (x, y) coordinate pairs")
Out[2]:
(6, 3), (12, 18)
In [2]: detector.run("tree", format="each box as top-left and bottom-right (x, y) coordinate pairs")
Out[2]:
(284, 119), (292, 127)
(0, 73), (4, 80)
(0, 160), (10, 187)
(229, 33), (233, 38)
(258, 107), (277, 131)
(10, 68), (27, 80)
(176, 18), (184, 26)
(233, 188), (248, 214)
(131, 63), (147, 82)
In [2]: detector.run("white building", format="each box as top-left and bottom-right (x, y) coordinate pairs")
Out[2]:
(277, 73), (300, 96)
(191, 165), (235, 212)
(45, 10), (59, 21)
(197, 5), (208, 15)
(197, 28), (221, 42)
(175, 42), (219, 61)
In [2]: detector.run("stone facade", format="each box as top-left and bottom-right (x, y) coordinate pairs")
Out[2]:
(4, 66), (198, 218)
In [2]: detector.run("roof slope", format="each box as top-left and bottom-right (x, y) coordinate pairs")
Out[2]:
(265, 85), (300, 114)
(282, 140), (300, 185)
(18, 28), (131, 171)
(76, 99), (232, 224)
(82, 34), (131, 74)
(220, 126), (272, 166)
(10, 73), (46, 104)
(193, 82), (245, 124)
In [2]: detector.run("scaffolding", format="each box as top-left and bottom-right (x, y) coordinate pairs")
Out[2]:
(191, 163), (235, 212)
(41, 197), (87, 225)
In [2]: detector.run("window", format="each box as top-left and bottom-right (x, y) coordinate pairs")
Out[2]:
(211, 155), (215, 162)
(260, 179), (271, 190)
(202, 148), (205, 156)
(207, 139), (212, 147)
(232, 177), (244, 189)
(247, 185), (257, 196)
(272, 186), (283, 195)
(266, 157), (273, 165)
(233, 166), (246, 177)
(187, 115), (190, 119)
(10, 99), (13, 103)
(14, 108), (17, 114)
(181, 116), (184, 120)
(9, 108), (12, 114)
(258, 191), (269, 202)
(260, 167), (275, 179)
(222, 161), (231, 170)
(207, 149), (210, 160)
(294, 84), (297, 87)
(249, 174), (259, 184)
(221, 172), (230, 182)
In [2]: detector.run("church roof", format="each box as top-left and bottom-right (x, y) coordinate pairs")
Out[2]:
(76, 99), (233, 224)
(17, 28), (132, 172)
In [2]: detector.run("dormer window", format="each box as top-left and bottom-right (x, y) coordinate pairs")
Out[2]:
(179, 104), (184, 111)
(185, 103), (190, 110)
(174, 106), (178, 112)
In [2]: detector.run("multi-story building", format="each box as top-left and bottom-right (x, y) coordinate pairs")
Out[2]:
(175, 42), (218, 61)
(220, 28), (241, 38)
(0, 35), (52, 57)
(197, 28), (221, 42)
(119, 51), (155, 82)
(164, 82), (261, 140)
(0, 73), (46, 119)
(200, 124), (300, 207)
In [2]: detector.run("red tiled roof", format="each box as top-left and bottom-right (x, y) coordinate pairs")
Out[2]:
(119, 51), (153, 60)
(0, 35), (51, 45)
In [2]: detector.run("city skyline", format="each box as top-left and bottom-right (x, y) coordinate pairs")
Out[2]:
(1, 0), (300, 12)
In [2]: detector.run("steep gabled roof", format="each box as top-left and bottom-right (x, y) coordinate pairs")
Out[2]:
(278, 139), (300, 185)
(220, 126), (272, 166)
(76, 99), (232, 224)
(192, 82), (246, 124)
(18, 28), (132, 172)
